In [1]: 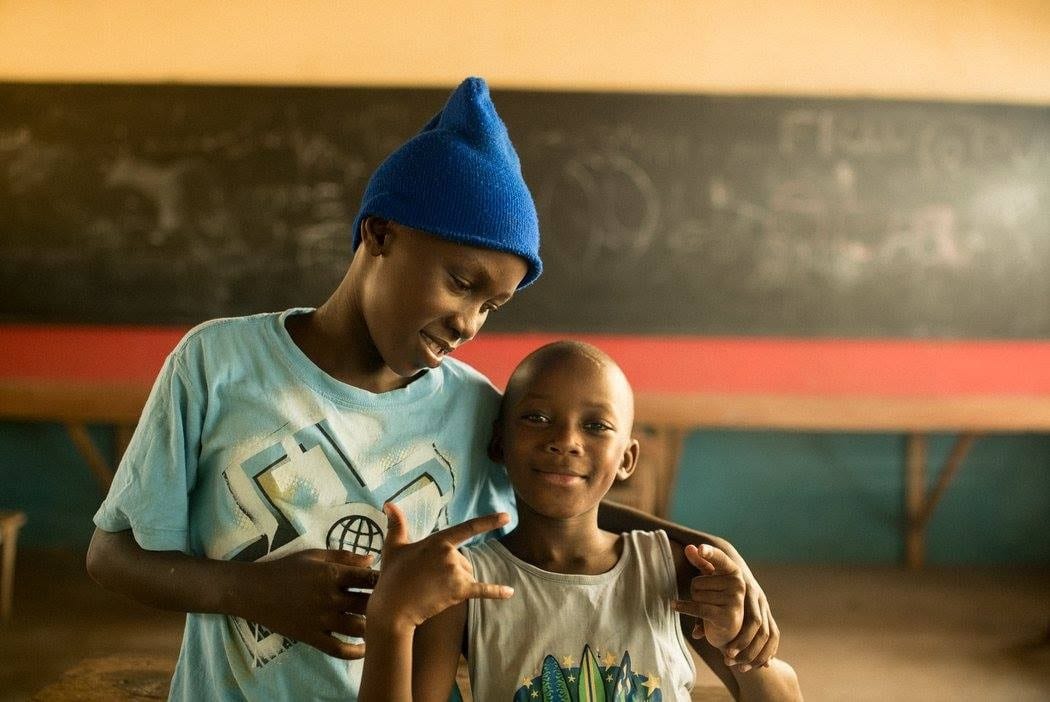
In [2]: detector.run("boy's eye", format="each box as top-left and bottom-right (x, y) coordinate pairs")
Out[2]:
(521, 413), (549, 424)
(449, 274), (472, 292)
(585, 422), (614, 433)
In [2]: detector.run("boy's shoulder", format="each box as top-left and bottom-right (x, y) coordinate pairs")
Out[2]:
(441, 354), (493, 381)
(623, 528), (671, 544)
(624, 529), (683, 573)
(438, 355), (501, 398)
(170, 310), (295, 360)
(458, 533), (511, 568)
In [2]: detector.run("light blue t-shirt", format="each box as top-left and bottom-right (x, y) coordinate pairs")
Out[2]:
(94, 308), (515, 701)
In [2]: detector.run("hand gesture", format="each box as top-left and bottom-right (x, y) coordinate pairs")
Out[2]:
(366, 503), (514, 632)
(724, 561), (781, 671)
(673, 544), (745, 650)
(240, 548), (380, 660)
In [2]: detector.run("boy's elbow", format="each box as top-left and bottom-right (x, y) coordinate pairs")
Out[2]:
(769, 659), (803, 701)
(85, 527), (121, 587)
(736, 658), (802, 702)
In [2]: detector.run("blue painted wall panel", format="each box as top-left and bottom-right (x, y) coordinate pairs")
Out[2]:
(3, 422), (1048, 564)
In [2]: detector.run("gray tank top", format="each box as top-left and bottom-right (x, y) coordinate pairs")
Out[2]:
(464, 529), (696, 701)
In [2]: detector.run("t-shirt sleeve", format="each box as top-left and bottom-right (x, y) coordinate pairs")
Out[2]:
(459, 377), (518, 542)
(93, 349), (204, 553)
(470, 456), (517, 538)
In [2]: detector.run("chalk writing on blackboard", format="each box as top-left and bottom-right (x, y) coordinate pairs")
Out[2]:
(1, 84), (1047, 337)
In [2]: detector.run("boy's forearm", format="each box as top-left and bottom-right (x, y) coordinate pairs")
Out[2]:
(358, 617), (415, 702)
(688, 633), (801, 702)
(598, 500), (743, 566)
(86, 527), (249, 616)
(89, 526), (376, 660)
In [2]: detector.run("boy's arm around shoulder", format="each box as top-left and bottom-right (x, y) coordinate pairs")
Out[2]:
(599, 500), (752, 576)
(85, 526), (377, 659)
(600, 499), (780, 666)
(669, 545), (802, 702)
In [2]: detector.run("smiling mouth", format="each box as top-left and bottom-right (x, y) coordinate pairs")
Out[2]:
(535, 470), (586, 486)
(420, 332), (453, 362)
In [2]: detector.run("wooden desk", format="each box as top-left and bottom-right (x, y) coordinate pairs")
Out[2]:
(3, 379), (1050, 568)
(0, 379), (149, 491)
(612, 393), (1050, 569)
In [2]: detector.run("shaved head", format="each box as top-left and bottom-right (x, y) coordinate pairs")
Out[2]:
(491, 340), (642, 517)
(500, 340), (634, 428)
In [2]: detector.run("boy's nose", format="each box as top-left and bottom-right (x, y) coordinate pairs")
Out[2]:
(448, 308), (484, 342)
(545, 428), (583, 456)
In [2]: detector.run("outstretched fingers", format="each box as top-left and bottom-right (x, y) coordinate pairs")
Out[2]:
(382, 504), (509, 549)
(465, 580), (514, 601)
(437, 512), (511, 547)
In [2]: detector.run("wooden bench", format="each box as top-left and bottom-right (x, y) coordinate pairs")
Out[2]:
(599, 393), (1050, 568)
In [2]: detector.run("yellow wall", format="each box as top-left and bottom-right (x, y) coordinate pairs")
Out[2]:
(0, 1), (1048, 102)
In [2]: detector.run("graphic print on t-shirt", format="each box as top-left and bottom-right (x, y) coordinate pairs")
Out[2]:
(513, 644), (663, 701)
(218, 418), (455, 667)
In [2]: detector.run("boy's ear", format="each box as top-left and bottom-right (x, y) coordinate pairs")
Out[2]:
(360, 216), (394, 255)
(616, 437), (640, 482)
(488, 419), (505, 463)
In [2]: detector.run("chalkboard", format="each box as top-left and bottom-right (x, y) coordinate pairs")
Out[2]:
(2, 83), (1048, 337)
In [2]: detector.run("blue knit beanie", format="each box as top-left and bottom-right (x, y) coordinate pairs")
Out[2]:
(351, 77), (542, 288)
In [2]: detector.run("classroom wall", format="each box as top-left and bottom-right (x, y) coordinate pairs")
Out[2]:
(2, 1), (1048, 560)
(1, 0), (1049, 102)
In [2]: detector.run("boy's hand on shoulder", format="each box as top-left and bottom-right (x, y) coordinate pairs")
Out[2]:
(726, 559), (780, 671)
(367, 502), (514, 634)
(240, 548), (379, 660)
(673, 544), (745, 651)
(674, 537), (781, 670)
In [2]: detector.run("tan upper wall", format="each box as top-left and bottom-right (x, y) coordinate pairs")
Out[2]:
(1, 1), (1048, 103)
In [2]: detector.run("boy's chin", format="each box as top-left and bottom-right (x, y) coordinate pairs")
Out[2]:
(519, 499), (596, 521)
(384, 351), (438, 378)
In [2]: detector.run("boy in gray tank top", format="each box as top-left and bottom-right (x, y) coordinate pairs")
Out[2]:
(361, 341), (802, 701)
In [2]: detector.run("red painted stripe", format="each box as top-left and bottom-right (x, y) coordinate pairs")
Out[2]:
(2, 325), (1049, 396)
(455, 334), (1050, 396)
(0, 325), (186, 382)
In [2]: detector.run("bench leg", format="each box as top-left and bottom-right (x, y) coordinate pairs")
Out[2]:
(905, 433), (928, 569)
(1, 515), (26, 621)
(65, 422), (116, 492)
(904, 432), (979, 569)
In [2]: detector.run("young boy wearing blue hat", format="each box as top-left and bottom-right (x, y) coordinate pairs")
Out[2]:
(86, 77), (778, 701)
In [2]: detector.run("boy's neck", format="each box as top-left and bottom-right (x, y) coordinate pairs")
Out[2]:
(500, 505), (622, 576)
(286, 282), (409, 394)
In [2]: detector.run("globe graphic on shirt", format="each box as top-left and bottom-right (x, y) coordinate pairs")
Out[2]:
(327, 515), (384, 563)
